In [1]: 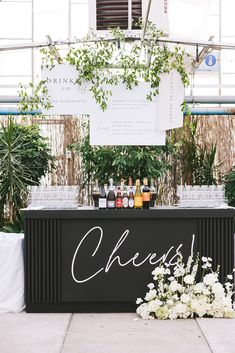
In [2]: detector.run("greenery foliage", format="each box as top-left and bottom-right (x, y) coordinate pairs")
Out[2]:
(174, 117), (219, 185)
(40, 21), (189, 111)
(18, 80), (53, 113)
(70, 124), (173, 186)
(224, 166), (235, 206)
(0, 118), (54, 229)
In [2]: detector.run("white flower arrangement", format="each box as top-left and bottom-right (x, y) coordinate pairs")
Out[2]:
(136, 254), (235, 320)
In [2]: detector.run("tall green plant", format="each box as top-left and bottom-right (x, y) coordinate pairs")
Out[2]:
(176, 117), (220, 185)
(224, 166), (235, 206)
(0, 118), (53, 227)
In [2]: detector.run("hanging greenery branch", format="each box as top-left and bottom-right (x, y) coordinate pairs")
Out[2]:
(39, 20), (190, 111)
(18, 80), (53, 113)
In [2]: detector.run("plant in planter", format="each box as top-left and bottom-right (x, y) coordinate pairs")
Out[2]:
(224, 166), (235, 206)
(0, 117), (54, 230)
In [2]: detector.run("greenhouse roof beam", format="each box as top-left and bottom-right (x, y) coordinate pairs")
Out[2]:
(1, 36), (235, 52)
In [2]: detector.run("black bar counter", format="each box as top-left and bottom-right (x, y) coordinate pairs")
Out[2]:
(23, 207), (235, 313)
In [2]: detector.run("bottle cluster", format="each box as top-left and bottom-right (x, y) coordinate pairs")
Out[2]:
(92, 177), (157, 210)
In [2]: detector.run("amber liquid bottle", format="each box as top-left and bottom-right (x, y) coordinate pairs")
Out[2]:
(142, 178), (150, 209)
(134, 179), (143, 209)
(116, 187), (123, 209)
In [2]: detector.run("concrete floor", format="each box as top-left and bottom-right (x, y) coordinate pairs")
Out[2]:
(0, 313), (235, 353)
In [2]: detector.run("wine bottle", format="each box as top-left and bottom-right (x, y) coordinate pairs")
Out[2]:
(92, 179), (100, 208)
(107, 178), (116, 209)
(122, 187), (129, 209)
(128, 177), (133, 191)
(104, 183), (109, 195)
(115, 187), (123, 209)
(120, 179), (125, 194)
(150, 178), (157, 208)
(134, 179), (142, 209)
(98, 186), (107, 209)
(128, 186), (134, 209)
(142, 178), (150, 209)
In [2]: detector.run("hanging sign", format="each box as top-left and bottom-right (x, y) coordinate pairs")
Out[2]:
(156, 70), (185, 131)
(89, 82), (166, 146)
(197, 52), (219, 72)
(142, 0), (169, 36)
(41, 64), (92, 115)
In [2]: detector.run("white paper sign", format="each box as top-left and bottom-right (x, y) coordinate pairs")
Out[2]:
(41, 64), (92, 115)
(89, 83), (166, 146)
(156, 70), (185, 131)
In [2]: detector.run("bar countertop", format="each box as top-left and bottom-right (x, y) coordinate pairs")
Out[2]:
(22, 206), (235, 219)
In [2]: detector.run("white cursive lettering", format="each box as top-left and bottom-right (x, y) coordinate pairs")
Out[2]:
(71, 227), (195, 283)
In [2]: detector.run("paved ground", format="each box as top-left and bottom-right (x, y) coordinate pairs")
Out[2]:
(0, 313), (235, 353)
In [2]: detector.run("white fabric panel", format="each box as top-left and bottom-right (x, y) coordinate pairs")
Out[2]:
(0, 233), (25, 313)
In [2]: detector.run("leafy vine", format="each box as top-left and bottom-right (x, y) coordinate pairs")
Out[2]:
(39, 21), (189, 111)
(18, 80), (52, 113)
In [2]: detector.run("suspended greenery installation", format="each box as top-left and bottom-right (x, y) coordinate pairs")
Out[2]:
(19, 21), (189, 112)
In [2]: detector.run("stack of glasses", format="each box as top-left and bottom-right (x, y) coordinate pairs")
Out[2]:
(27, 185), (80, 209)
(176, 185), (227, 208)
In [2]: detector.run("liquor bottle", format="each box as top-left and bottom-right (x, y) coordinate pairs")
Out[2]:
(107, 178), (116, 209)
(120, 179), (125, 194)
(98, 186), (107, 209)
(104, 183), (109, 195)
(122, 187), (129, 209)
(150, 178), (157, 208)
(128, 186), (134, 209)
(91, 179), (100, 208)
(134, 179), (143, 209)
(142, 178), (150, 209)
(128, 177), (133, 189)
(115, 187), (123, 209)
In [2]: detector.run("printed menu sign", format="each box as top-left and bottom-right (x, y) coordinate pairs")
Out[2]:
(89, 83), (166, 146)
(41, 64), (92, 115)
(42, 65), (184, 146)
(156, 70), (185, 131)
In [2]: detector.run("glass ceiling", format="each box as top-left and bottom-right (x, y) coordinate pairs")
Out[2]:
(0, 0), (235, 98)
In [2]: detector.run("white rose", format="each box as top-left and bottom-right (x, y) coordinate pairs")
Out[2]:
(174, 266), (185, 277)
(144, 289), (157, 301)
(172, 294), (179, 300)
(202, 288), (210, 296)
(148, 299), (162, 312)
(202, 257), (208, 262)
(203, 273), (218, 286)
(169, 280), (179, 292)
(177, 283), (183, 292)
(136, 303), (152, 320)
(152, 267), (165, 276)
(184, 274), (194, 285)
(194, 282), (204, 293)
(147, 283), (155, 290)
(174, 303), (190, 318)
(227, 274), (233, 280)
(212, 282), (224, 296)
(180, 293), (190, 303)
(136, 298), (143, 305)
(167, 299), (173, 305)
